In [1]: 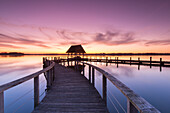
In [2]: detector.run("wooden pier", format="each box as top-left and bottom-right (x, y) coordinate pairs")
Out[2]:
(0, 57), (161, 113)
(32, 63), (108, 113)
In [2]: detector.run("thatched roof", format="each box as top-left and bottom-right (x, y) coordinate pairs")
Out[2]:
(66, 45), (86, 53)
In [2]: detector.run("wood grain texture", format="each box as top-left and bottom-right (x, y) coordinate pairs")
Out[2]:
(32, 64), (108, 113)
(82, 62), (160, 113)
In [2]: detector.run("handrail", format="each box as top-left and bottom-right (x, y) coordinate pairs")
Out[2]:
(0, 59), (55, 113)
(81, 62), (160, 113)
(0, 61), (55, 93)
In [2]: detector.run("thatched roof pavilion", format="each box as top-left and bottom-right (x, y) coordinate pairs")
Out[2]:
(66, 45), (86, 55)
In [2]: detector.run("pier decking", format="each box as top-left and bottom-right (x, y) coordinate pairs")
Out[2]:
(32, 64), (108, 113)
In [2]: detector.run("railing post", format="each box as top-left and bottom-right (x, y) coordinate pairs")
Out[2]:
(89, 65), (91, 83)
(47, 70), (51, 89)
(103, 75), (107, 105)
(83, 63), (85, 76)
(53, 66), (55, 81)
(34, 75), (39, 108)
(106, 57), (108, 66)
(127, 100), (138, 113)
(150, 57), (152, 68)
(160, 58), (162, 72)
(92, 67), (95, 86)
(0, 91), (4, 113)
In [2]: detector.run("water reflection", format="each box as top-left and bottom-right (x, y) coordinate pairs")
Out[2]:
(0, 55), (170, 113)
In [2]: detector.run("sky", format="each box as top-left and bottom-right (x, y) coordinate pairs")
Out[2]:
(0, 0), (170, 53)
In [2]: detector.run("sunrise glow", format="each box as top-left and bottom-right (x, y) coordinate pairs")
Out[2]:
(0, 0), (170, 53)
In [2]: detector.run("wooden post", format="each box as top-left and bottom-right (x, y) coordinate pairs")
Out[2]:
(34, 75), (39, 108)
(89, 66), (91, 83)
(150, 57), (152, 68)
(138, 57), (140, 64)
(130, 57), (131, 65)
(160, 58), (162, 72)
(50, 68), (53, 85)
(127, 100), (138, 113)
(106, 57), (108, 66)
(67, 59), (70, 67)
(47, 70), (51, 89)
(92, 67), (95, 86)
(53, 67), (55, 81)
(83, 63), (85, 76)
(160, 58), (163, 66)
(0, 92), (4, 113)
(103, 75), (107, 105)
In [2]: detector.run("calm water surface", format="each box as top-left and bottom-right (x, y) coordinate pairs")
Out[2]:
(0, 55), (170, 113)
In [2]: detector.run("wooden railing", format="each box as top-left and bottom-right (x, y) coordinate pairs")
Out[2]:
(0, 58), (55, 113)
(74, 61), (161, 113)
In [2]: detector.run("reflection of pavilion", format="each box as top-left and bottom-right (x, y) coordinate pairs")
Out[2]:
(66, 45), (86, 58)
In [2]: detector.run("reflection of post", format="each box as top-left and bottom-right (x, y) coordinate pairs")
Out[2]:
(150, 57), (152, 68)
(138, 64), (140, 70)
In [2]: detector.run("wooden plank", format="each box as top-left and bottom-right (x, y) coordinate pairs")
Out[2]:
(82, 62), (160, 113)
(32, 64), (108, 113)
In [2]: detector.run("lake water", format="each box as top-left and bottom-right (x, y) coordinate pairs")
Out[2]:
(0, 55), (170, 113)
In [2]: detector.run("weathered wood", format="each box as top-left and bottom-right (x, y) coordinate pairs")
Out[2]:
(47, 70), (51, 89)
(83, 63), (85, 76)
(82, 62), (160, 113)
(34, 76), (39, 108)
(89, 65), (91, 83)
(0, 92), (4, 113)
(0, 61), (55, 93)
(33, 64), (108, 113)
(92, 67), (95, 86)
(103, 75), (107, 105)
(127, 99), (138, 113)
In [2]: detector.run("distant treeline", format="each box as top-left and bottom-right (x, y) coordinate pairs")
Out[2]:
(1, 52), (170, 56)
(0, 52), (24, 56)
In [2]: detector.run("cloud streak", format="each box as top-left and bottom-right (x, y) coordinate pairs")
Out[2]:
(145, 39), (170, 46)
(0, 33), (51, 48)
(93, 31), (139, 46)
